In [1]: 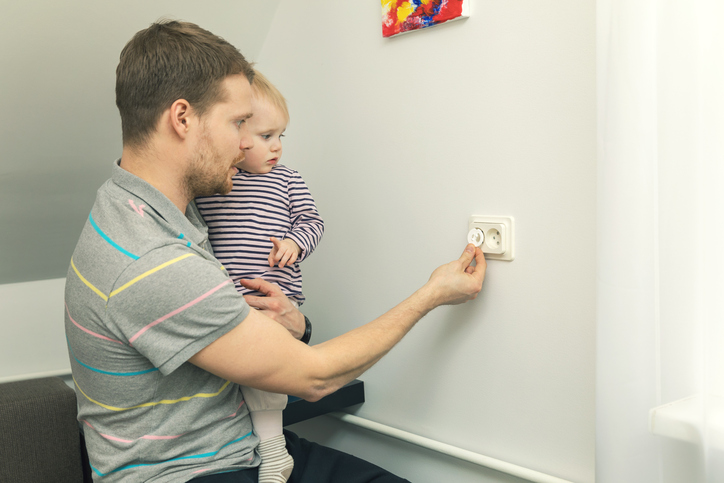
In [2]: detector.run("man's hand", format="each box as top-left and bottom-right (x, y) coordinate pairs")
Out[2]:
(268, 237), (301, 268)
(239, 278), (306, 340)
(425, 244), (486, 307)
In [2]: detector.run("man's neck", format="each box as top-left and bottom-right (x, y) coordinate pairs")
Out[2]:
(120, 145), (191, 213)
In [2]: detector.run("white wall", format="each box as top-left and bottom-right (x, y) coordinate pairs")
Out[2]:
(0, 0), (281, 285)
(258, 1), (596, 482)
(1, 1), (596, 481)
(0, 0), (281, 379)
(0, 278), (67, 383)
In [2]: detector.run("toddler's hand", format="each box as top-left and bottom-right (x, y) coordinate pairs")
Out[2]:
(268, 237), (301, 268)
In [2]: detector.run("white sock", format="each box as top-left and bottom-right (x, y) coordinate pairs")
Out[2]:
(257, 434), (294, 483)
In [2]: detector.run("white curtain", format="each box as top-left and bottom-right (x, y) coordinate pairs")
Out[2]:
(597, 0), (724, 482)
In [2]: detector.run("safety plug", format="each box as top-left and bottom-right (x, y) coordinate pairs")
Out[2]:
(468, 216), (515, 261)
(467, 228), (485, 247)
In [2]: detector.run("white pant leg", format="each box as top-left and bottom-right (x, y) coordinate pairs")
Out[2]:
(241, 386), (288, 412)
(241, 386), (288, 441)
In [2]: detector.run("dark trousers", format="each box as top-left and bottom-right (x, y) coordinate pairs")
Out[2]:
(192, 430), (410, 483)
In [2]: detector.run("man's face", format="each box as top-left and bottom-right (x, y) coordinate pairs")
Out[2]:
(185, 75), (254, 198)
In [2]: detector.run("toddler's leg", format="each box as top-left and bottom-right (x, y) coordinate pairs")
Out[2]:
(241, 386), (294, 483)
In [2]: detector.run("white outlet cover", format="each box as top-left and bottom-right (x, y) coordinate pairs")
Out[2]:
(468, 216), (515, 261)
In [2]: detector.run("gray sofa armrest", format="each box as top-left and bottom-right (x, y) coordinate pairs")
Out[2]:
(0, 377), (85, 483)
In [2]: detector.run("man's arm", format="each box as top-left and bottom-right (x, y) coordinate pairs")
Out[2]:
(188, 244), (486, 402)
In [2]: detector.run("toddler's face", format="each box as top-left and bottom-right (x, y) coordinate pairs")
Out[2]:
(235, 96), (287, 174)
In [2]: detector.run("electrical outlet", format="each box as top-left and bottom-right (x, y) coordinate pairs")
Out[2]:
(468, 216), (515, 261)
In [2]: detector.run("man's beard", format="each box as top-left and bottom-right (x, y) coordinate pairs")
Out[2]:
(184, 134), (244, 199)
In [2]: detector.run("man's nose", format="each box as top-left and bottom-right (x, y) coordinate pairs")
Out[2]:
(240, 131), (254, 150)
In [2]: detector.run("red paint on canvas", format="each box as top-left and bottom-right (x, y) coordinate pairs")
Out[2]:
(382, 0), (466, 38)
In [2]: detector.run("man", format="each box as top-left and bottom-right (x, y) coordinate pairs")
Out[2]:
(65, 20), (486, 483)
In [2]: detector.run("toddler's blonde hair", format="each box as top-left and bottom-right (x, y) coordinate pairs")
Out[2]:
(251, 70), (289, 121)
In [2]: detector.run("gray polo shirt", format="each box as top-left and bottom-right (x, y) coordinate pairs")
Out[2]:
(65, 160), (259, 482)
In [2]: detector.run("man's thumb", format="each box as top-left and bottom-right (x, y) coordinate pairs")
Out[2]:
(459, 243), (476, 265)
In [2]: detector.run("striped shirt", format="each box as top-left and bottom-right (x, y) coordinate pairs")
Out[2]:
(65, 160), (259, 482)
(195, 165), (324, 305)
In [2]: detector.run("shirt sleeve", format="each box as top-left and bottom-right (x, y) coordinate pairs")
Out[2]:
(104, 244), (251, 375)
(283, 170), (324, 262)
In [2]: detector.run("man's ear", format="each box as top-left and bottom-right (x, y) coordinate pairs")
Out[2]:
(169, 99), (193, 139)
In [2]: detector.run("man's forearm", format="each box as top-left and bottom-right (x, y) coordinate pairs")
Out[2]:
(303, 285), (437, 399)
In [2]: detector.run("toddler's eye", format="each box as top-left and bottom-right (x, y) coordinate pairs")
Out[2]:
(261, 134), (271, 140)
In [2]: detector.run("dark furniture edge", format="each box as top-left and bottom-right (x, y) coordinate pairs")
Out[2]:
(283, 379), (365, 426)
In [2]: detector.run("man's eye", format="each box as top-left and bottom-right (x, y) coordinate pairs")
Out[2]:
(236, 120), (246, 127)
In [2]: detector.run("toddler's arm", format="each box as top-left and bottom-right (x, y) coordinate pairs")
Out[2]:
(279, 171), (324, 263)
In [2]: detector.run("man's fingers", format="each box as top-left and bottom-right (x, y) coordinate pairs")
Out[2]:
(471, 247), (487, 280)
(238, 278), (263, 292)
(243, 297), (283, 322)
(238, 278), (283, 297)
(243, 294), (268, 310)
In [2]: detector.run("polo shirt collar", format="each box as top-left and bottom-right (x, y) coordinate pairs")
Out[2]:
(111, 159), (208, 246)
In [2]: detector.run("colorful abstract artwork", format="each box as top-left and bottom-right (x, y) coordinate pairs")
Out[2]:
(381, 0), (469, 38)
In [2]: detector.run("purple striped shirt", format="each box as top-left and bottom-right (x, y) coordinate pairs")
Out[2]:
(195, 165), (324, 305)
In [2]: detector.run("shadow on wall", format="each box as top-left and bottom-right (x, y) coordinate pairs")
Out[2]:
(0, 162), (113, 284)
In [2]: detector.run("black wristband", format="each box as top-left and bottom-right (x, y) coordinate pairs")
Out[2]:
(300, 315), (312, 344)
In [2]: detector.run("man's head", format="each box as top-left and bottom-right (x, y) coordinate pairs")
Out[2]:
(183, 74), (253, 197)
(116, 20), (255, 150)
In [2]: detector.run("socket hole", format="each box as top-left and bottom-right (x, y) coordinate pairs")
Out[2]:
(484, 228), (503, 251)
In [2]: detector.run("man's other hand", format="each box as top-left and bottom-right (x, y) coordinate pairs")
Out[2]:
(239, 278), (305, 340)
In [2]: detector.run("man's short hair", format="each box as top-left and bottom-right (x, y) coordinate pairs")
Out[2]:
(251, 70), (289, 121)
(116, 20), (255, 148)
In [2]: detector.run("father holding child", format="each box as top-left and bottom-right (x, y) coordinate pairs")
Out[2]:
(64, 20), (486, 483)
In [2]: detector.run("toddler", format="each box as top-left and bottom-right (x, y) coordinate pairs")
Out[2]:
(196, 70), (324, 483)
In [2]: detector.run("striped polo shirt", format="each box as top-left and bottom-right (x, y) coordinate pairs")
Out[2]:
(196, 164), (324, 305)
(65, 160), (259, 482)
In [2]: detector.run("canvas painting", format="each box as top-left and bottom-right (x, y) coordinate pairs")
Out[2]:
(381, 0), (470, 38)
